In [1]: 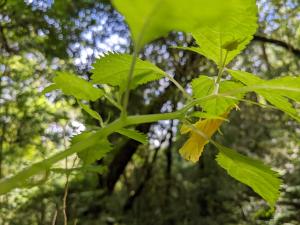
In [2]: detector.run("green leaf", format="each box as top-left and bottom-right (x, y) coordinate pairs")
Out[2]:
(113, 0), (227, 50)
(117, 128), (148, 145)
(228, 70), (300, 121)
(43, 72), (104, 101)
(72, 132), (112, 164)
(215, 144), (282, 207)
(183, 0), (258, 66)
(78, 101), (103, 122)
(91, 53), (165, 92)
(191, 75), (215, 99)
(192, 76), (244, 114)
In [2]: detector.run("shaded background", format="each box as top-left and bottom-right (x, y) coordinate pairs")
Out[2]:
(0, 0), (300, 224)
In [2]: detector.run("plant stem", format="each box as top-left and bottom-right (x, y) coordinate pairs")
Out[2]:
(0, 82), (297, 195)
(122, 49), (138, 118)
(164, 73), (191, 100)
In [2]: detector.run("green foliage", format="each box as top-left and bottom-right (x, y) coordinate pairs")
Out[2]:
(2, 0), (300, 213)
(117, 128), (148, 144)
(216, 144), (282, 207)
(91, 53), (165, 92)
(228, 70), (300, 121)
(192, 76), (244, 114)
(43, 72), (104, 101)
(113, 0), (227, 50)
(73, 132), (112, 165)
(78, 101), (103, 123)
(179, 0), (257, 66)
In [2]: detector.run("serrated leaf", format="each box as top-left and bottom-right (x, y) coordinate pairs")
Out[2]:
(179, 116), (226, 163)
(117, 128), (148, 145)
(78, 101), (102, 122)
(72, 132), (112, 165)
(182, 0), (258, 66)
(215, 144), (282, 207)
(202, 81), (244, 115)
(192, 76), (244, 114)
(91, 53), (165, 92)
(43, 72), (104, 101)
(113, 0), (227, 50)
(191, 75), (215, 99)
(228, 70), (300, 121)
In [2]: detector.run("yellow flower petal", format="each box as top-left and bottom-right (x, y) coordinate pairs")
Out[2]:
(179, 115), (227, 162)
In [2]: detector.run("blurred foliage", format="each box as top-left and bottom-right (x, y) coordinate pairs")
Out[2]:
(0, 0), (300, 225)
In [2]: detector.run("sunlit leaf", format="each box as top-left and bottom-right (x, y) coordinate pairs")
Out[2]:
(228, 70), (300, 121)
(43, 72), (104, 101)
(215, 144), (282, 207)
(113, 0), (228, 50)
(180, 0), (257, 66)
(192, 76), (243, 114)
(91, 53), (165, 92)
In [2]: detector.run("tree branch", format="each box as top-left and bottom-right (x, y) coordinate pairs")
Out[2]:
(254, 35), (300, 57)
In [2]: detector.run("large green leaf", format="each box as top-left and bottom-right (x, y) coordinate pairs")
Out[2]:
(43, 72), (104, 101)
(215, 144), (282, 207)
(91, 53), (165, 92)
(113, 0), (228, 50)
(228, 70), (300, 121)
(192, 76), (243, 114)
(182, 0), (257, 66)
(72, 132), (112, 165)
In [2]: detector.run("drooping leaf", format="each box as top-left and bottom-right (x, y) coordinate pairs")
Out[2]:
(192, 76), (244, 114)
(181, 0), (258, 66)
(215, 144), (282, 207)
(228, 70), (300, 121)
(91, 53), (165, 92)
(117, 128), (148, 145)
(72, 132), (112, 165)
(113, 0), (228, 50)
(78, 101), (103, 122)
(179, 116), (227, 163)
(43, 72), (104, 101)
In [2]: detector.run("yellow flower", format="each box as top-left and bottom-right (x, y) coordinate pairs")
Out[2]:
(179, 115), (226, 163)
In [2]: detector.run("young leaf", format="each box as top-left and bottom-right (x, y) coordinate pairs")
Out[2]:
(228, 70), (300, 121)
(91, 53), (165, 92)
(72, 132), (112, 165)
(78, 101), (103, 122)
(179, 116), (226, 163)
(215, 144), (282, 207)
(192, 76), (244, 114)
(181, 0), (258, 66)
(43, 72), (104, 101)
(113, 0), (226, 50)
(117, 128), (148, 145)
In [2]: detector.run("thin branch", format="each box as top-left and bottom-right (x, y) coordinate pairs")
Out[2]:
(253, 35), (300, 57)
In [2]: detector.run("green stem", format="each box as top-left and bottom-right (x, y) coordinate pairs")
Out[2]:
(164, 73), (191, 100)
(1, 82), (295, 195)
(122, 49), (138, 118)
(0, 110), (185, 195)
